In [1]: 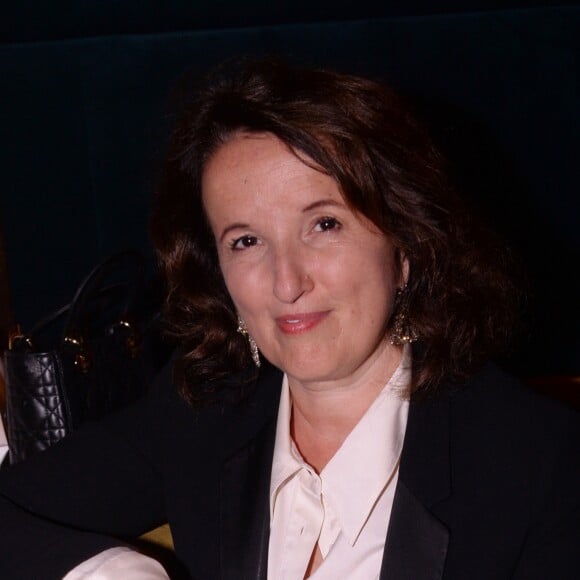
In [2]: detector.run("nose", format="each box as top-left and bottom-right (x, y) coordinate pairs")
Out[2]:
(272, 246), (314, 304)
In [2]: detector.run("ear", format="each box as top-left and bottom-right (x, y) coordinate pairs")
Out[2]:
(400, 252), (410, 287)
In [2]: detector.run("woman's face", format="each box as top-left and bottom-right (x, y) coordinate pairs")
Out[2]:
(202, 132), (406, 389)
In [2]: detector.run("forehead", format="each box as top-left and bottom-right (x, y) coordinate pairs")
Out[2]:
(201, 132), (341, 209)
(200, 132), (390, 249)
(203, 132), (319, 180)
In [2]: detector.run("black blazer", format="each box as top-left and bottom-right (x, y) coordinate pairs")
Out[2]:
(0, 362), (578, 579)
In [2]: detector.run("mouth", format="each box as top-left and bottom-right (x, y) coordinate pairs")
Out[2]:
(275, 311), (330, 335)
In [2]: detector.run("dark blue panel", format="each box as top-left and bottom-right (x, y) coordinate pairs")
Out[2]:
(1, 6), (578, 374)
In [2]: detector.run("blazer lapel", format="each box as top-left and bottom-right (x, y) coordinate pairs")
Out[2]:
(380, 392), (452, 580)
(219, 364), (282, 580)
(380, 481), (449, 580)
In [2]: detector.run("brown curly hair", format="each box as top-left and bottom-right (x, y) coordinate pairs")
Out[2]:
(150, 59), (520, 404)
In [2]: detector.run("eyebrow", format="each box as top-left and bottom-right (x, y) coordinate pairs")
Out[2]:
(302, 198), (344, 213)
(219, 222), (250, 243)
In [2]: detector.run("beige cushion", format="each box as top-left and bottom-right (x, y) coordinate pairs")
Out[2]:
(139, 523), (174, 551)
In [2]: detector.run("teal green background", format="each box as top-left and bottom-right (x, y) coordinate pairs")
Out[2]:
(1, 2), (578, 376)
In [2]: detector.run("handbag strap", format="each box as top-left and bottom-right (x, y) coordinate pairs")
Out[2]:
(8, 251), (146, 351)
(62, 251), (144, 343)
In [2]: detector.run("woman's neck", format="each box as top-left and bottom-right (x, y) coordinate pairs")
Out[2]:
(288, 344), (403, 473)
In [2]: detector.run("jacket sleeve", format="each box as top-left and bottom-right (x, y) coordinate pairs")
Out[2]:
(0, 368), (171, 579)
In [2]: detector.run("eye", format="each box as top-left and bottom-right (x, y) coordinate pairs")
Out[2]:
(230, 235), (259, 250)
(314, 217), (341, 232)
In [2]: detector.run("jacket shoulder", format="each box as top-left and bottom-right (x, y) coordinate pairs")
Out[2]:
(452, 364), (578, 440)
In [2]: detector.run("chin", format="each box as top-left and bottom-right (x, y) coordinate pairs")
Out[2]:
(278, 358), (346, 386)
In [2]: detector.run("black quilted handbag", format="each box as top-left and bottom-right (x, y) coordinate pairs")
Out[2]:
(2, 251), (169, 464)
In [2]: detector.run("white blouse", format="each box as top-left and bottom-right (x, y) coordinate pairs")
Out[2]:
(268, 349), (411, 579)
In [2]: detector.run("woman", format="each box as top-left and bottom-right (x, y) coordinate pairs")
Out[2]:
(0, 60), (578, 579)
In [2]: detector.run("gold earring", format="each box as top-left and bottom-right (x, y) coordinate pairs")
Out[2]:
(390, 287), (418, 346)
(237, 316), (261, 368)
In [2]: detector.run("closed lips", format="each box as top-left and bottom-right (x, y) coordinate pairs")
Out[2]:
(275, 311), (329, 334)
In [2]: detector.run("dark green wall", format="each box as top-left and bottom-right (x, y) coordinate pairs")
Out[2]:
(1, 2), (578, 376)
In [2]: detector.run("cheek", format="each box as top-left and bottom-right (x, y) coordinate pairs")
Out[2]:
(218, 260), (243, 311)
(355, 250), (399, 313)
(219, 260), (268, 318)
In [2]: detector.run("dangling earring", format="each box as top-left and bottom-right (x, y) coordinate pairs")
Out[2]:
(390, 287), (418, 346)
(237, 316), (261, 368)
